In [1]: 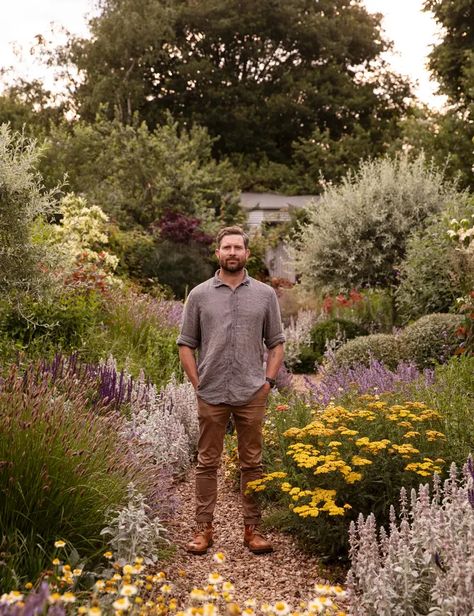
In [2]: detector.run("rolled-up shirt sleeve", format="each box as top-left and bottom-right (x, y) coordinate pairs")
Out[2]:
(263, 290), (286, 349)
(177, 292), (200, 348)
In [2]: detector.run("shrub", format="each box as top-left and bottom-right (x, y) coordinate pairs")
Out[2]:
(399, 313), (463, 368)
(332, 334), (401, 370)
(139, 239), (215, 299)
(292, 154), (468, 292)
(396, 210), (472, 322)
(0, 289), (104, 358)
(347, 459), (474, 615)
(309, 319), (366, 364)
(251, 395), (449, 562)
(321, 288), (395, 333)
(0, 124), (56, 299)
(0, 363), (156, 589)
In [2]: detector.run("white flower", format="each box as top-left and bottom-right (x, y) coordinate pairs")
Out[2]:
(208, 573), (223, 585)
(213, 552), (226, 564)
(120, 584), (138, 597)
(112, 597), (131, 611)
(272, 601), (290, 616)
(0, 591), (24, 605)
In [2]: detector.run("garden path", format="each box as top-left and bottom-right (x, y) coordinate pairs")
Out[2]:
(161, 466), (340, 607)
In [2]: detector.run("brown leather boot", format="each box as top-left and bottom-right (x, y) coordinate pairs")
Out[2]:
(187, 522), (213, 555)
(244, 524), (273, 554)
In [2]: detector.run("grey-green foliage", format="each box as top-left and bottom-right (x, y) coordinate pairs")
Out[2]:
(0, 124), (55, 298)
(40, 114), (242, 230)
(331, 333), (401, 370)
(292, 154), (467, 292)
(396, 201), (474, 322)
(400, 313), (463, 368)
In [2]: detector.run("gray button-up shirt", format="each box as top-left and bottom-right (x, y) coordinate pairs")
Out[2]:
(177, 269), (285, 405)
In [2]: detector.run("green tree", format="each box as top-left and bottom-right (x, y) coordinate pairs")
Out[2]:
(60, 0), (410, 165)
(424, 0), (474, 107)
(291, 154), (469, 294)
(0, 124), (55, 298)
(40, 114), (241, 229)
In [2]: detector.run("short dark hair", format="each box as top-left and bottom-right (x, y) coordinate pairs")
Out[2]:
(216, 226), (249, 248)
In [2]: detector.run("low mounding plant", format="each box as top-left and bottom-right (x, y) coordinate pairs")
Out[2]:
(399, 313), (463, 368)
(331, 334), (401, 370)
(0, 362), (156, 590)
(100, 482), (170, 565)
(251, 395), (448, 561)
(347, 459), (474, 615)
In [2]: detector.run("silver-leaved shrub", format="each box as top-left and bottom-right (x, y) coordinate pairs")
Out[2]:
(101, 482), (169, 564)
(125, 375), (198, 474)
(347, 459), (474, 615)
(283, 309), (318, 370)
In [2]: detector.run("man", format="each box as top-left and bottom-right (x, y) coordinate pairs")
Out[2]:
(177, 225), (285, 555)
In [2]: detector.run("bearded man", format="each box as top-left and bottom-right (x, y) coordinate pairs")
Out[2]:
(177, 225), (285, 555)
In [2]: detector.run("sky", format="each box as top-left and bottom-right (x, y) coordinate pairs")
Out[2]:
(0, 0), (447, 109)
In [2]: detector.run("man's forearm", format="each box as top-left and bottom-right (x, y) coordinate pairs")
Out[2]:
(178, 345), (199, 389)
(266, 343), (285, 380)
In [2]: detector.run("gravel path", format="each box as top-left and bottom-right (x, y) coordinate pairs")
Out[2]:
(161, 466), (340, 607)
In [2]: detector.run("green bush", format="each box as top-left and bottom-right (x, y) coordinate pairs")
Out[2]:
(292, 154), (469, 292)
(396, 203), (474, 322)
(293, 318), (366, 373)
(332, 333), (401, 370)
(0, 290), (104, 359)
(399, 313), (464, 368)
(0, 364), (155, 589)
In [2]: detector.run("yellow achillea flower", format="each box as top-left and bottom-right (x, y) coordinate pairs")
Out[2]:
(351, 455), (373, 466)
(403, 431), (420, 439)
(54, 540), (66, 548)
(425, 430), (446, 441)
(391, 443), (420, 455)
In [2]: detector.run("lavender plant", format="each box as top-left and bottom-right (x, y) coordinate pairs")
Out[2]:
(347, 459), (474, 615)
(305, 358), (435, 406)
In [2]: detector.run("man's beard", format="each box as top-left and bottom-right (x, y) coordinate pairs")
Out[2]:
(219, 256), (246, 273)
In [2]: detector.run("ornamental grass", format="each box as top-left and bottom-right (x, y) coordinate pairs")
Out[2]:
(251, 395), (450, 562)
(0, 363), (158, 590)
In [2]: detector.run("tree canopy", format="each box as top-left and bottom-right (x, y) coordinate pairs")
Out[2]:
(61, 0), (410, 167)
(424, 0), (474, 107)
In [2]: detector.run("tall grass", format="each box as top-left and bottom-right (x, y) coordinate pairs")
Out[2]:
(0, 363), (156, 590)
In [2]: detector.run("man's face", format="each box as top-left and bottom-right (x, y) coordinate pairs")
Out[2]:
(216, 234), (250, 273)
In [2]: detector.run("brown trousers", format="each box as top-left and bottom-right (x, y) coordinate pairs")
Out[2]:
(195, 386), (268, 525)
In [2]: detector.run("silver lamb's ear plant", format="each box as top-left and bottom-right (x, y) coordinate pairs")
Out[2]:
(347, 459), (474, 615)
(100, 482), (169, 565)
(123, 374), (198, 475)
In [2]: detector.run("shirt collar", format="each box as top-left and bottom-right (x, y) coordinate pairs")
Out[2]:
(213, 269), (251, 288)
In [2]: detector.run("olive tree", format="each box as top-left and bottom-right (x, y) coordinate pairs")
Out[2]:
(0, 124), (55, 298)
(292, 154), (468, 293)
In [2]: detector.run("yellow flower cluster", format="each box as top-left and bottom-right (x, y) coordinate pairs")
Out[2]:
(255, 396), (448, 521)
(246, 472), (288, 493)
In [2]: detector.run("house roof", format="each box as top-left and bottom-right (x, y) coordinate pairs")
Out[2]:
(240, 192), (317, 211)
